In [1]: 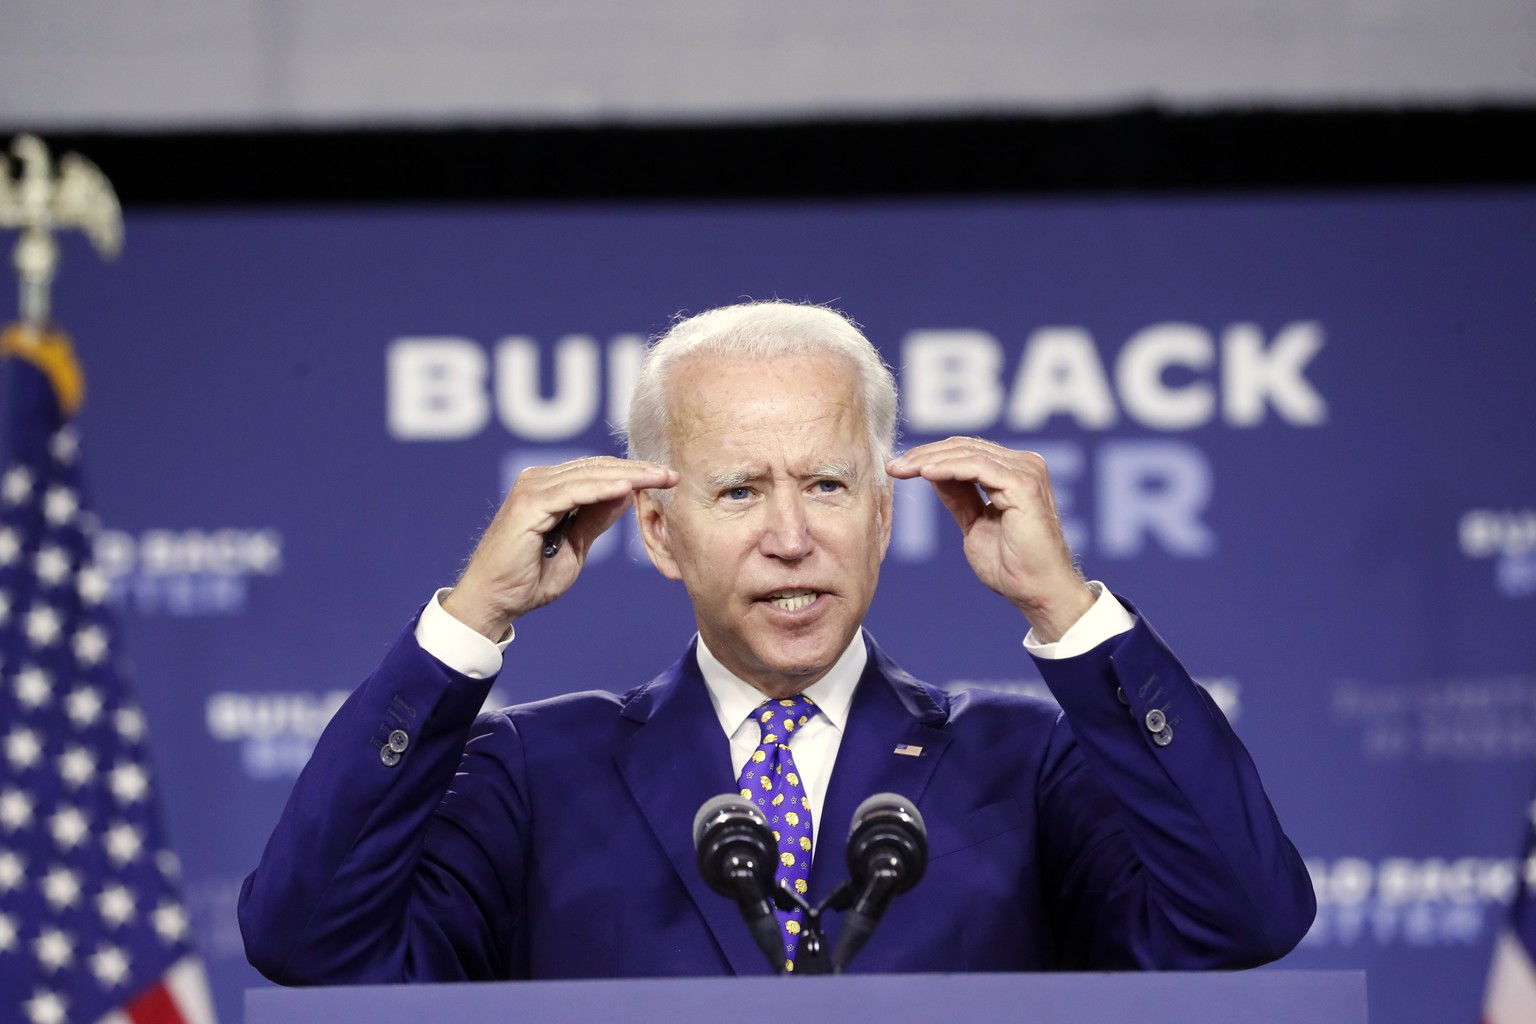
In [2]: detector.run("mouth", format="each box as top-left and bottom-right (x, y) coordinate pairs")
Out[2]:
(762, 588), (820, 612)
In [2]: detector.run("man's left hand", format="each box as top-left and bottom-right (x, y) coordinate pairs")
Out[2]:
(887, 438), (1095, 643)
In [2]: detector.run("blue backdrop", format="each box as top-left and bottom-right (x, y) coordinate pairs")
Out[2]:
(25, 190), (1536, 1023)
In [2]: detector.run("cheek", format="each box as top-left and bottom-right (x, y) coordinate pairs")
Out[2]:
(821, 513), (882, 562)
(676, 516), (753, 570)
(834, 495), (886, 536)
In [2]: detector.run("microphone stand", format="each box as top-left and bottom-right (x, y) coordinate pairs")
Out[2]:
(695, 791), (926, 976)
(772, 880), (852, 975)
(830, 860), (902, 972)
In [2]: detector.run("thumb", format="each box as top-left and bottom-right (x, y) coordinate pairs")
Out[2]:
(564, 492), (636, 555)
(928, 479), (985, 533)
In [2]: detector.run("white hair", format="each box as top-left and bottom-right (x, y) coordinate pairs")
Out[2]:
(620, 301), (899, 491)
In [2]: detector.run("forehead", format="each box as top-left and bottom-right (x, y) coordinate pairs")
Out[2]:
(666, 352), (868, 465)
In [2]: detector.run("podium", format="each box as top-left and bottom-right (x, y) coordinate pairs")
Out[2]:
(247, 970), (1366, 1023)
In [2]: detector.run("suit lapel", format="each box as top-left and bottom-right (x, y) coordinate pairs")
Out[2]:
(809, 634), (951, 903)
(615, 646), (773, 975)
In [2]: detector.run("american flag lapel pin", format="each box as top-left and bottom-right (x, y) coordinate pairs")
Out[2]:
(893, 743), (923, 757)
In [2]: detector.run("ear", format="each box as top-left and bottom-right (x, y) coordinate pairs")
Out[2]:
(636, 490), (682, 580)
(876, 477), (895, 561)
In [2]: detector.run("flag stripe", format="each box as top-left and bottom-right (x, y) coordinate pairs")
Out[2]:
(127, 979), (186, 1024)
(165, 955), (218, 1024)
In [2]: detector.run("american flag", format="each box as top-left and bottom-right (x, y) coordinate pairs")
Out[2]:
(0, 324), (214, 1024)
(1482, 788), (1536, 1024)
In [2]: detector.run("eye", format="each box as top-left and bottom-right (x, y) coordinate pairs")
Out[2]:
(726, 486), (752, 501)
(814, 479), (845, 494)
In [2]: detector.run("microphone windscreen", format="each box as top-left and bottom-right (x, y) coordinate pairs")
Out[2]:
(693, 792), (767, 849)
(847, 792), (928, 892)
(849, 792), (927, 837)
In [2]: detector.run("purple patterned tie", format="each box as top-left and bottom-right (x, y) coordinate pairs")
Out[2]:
(736, 695), (820, 972)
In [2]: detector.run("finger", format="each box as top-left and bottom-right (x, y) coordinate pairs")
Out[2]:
(541, 457), (678, 496)
(547, 456), (676, 482)
(890, 447), (1048, 512)
(889, 436), (1013, 470)
(522, 462), (678, 530)
(927, 477), (986, 533)
(895, 448), (1028, 499)
(563, 491), (638, 554)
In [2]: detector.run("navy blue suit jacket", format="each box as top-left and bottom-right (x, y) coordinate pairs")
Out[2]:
(240, 608), (1314, 983)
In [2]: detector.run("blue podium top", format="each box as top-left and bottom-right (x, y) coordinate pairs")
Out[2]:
(247, 970), (1366, 1024)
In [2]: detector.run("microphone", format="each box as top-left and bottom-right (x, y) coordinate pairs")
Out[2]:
(832, 792), (928, 971)
(693, 793), (785, 972)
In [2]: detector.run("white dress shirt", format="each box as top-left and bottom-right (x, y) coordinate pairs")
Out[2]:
(694, 631), (864, 854)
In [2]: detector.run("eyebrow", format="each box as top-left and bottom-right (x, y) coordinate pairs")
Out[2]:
(810, 462), (859, 482)
(705, 468), (755, 491)
(702, 462), (859, 491)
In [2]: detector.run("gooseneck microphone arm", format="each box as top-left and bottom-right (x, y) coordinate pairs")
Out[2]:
(832, 857), (901, 971)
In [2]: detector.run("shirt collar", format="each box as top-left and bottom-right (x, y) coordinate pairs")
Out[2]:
(696, 630), (866, 738)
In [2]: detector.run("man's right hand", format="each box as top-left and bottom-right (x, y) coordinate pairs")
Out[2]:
(442, 457), (679, 641)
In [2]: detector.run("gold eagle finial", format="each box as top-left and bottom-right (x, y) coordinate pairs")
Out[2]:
(0, 134), (123, 328)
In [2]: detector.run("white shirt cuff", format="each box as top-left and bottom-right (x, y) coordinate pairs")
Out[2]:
(414, 588), (513, 680)
(1023, 581), (1136, 660)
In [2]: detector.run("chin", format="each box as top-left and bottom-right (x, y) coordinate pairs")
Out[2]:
(753, 634), (848, 680)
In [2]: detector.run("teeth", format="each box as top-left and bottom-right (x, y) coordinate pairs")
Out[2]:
(769, 589), (817, 611)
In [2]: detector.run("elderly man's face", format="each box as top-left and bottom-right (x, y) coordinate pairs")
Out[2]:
(638, 351), (892, 698)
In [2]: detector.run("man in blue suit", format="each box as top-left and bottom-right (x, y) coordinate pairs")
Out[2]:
(240, 301), (1314, 982)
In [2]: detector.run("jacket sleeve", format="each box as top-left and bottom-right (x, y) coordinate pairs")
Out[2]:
(238, 620), (529, 984)
(1031, 600), (1316, 969)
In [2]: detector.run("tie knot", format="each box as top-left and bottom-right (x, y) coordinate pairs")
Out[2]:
(752, 696), (819, 745)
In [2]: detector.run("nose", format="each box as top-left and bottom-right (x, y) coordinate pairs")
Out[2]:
(759, 489), (813, 560)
